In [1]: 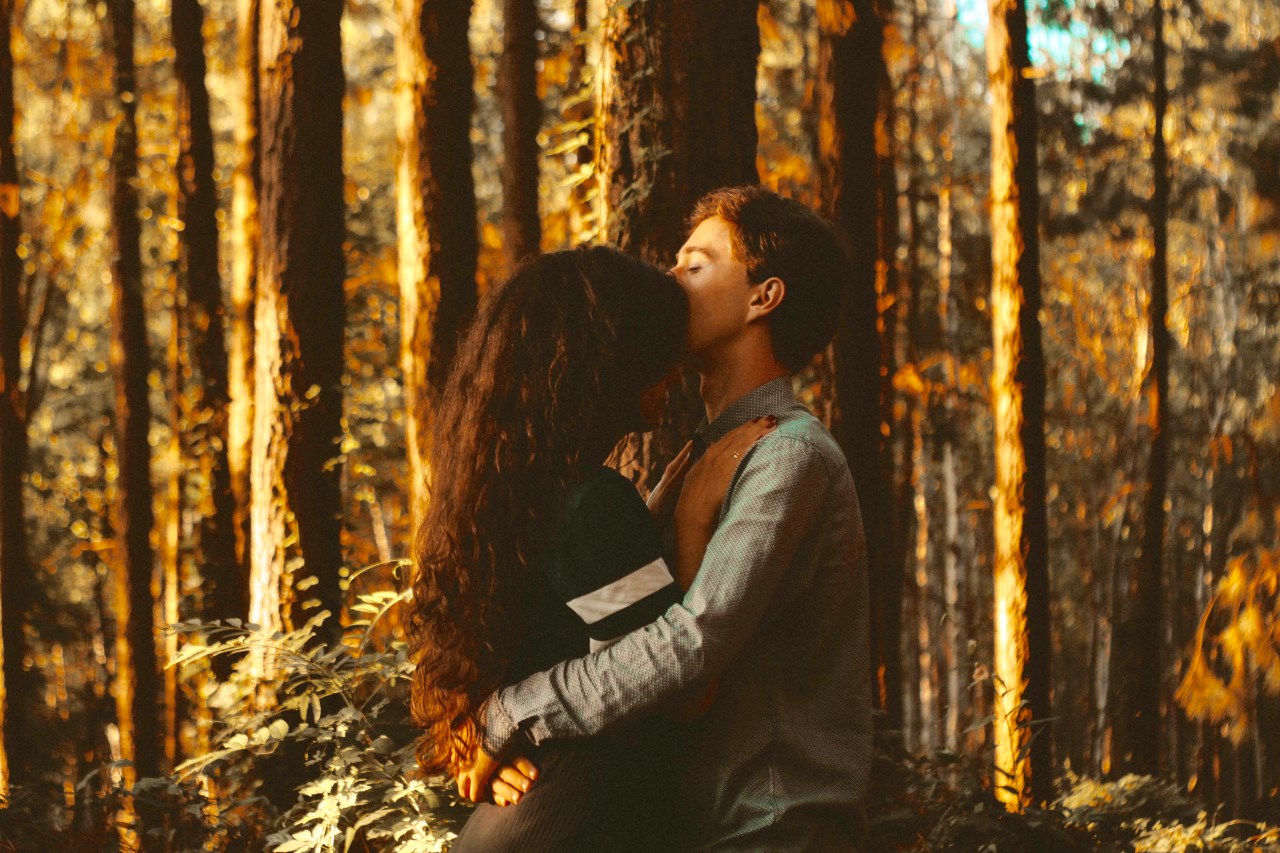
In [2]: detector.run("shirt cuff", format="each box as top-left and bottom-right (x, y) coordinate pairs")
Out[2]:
(482, 691), (517, 757)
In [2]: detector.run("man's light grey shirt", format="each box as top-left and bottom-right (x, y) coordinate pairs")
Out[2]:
(485, 377), (873, 850)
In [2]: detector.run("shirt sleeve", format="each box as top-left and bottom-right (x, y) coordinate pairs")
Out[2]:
(482, 434), (833, 756)
(546, 470), (683, 650)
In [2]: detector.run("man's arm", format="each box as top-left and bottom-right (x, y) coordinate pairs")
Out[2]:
(483, 432), (832, 756)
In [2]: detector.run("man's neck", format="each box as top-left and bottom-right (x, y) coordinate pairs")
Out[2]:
(696, 342), (789, 422)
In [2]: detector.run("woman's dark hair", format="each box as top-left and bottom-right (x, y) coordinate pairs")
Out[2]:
(689, 186), (849, 373)
(407, 246), (686, 775)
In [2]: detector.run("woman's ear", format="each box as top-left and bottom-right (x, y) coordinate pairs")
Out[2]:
(747, 276), (785, 322)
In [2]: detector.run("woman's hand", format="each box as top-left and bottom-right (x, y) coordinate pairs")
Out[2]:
(673, 416), (777, 588)
(454, 746), (500, 803)
(647, 439), (695, 526)
(488, 755), (539, 806)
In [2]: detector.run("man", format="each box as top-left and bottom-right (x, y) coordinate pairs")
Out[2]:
(467, 186), (872, 851)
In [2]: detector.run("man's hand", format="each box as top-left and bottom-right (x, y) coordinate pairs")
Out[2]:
(488, 756), (539, 806)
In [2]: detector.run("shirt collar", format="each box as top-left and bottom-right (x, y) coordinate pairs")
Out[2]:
(695, 376), (796, 447)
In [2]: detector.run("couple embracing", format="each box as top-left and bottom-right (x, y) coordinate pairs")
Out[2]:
(406, 186), (873, 852)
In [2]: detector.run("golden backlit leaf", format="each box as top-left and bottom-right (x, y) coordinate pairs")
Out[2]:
(0, 182), (19, 218)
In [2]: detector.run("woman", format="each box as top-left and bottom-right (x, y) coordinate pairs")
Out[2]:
(407, 246), (771, 851)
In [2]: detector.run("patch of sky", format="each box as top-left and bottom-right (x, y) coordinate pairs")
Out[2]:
(954, 0), (1131, 84)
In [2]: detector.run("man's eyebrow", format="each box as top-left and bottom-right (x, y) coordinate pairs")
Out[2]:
(679, 244), (714, 259)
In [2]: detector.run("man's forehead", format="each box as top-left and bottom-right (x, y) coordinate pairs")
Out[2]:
(679, 217), (732, 257)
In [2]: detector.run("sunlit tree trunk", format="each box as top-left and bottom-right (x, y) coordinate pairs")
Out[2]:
(251, 0), (346, 645)
(0, 0), (37, 793)
(106, 0), (162, 785)
(500, 0), (541, 269)
(565, 0), (598, 243)
(1123, 0), (1169, 777)
(228, 0), (258, 582)
(395, 0), (479, 531)
(913, 411), (936, 751)
(162, 275), (183, 771)
(600, 0), (759, 485)
(987, 0), (1053, 808)
(815, 0), (899, 743)
(175, 0), (242, 627)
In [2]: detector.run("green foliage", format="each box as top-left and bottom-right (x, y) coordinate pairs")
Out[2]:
(0, 581), (471, 852)
(165, 585), (471, 852)
(865, 750), (1280, 853)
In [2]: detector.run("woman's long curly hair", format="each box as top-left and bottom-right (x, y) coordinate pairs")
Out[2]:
(407, 246), (687, 776)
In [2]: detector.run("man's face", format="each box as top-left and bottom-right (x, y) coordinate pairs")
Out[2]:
(672, 216), (754, 362)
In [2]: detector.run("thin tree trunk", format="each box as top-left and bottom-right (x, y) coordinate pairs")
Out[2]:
(175, 0), (242, 626)
(565, 0), (598, 243)
(937, 0), (963, 755)
(251, 0), (347, 645)
(988, 0), (1053, 808)
(499, 0), (541, 269)
(913, 407), (934, 751)
(874, 1), (904, 737)
(1125, 0), (1169, 777)
(227, 0), (259, 584)
(0, 0), (37, 793)
(816, 0), (899, 745)
(895, 1), (924, 748)
(106, 0), (161, 783)
(396, 0), (479, 533)
(162, 281), (183, 770)
(600, 0), (760, 486)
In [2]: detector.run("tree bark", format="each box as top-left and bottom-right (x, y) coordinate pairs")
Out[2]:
(599, 0), (760, 486)
(106, 0), (162, 782)
(175, 0), (243, 626)
(251, 0), (347, 645)
(988, 0), (1053, 808)
(499, 0), (541, 269)
(1124, 0), (1169, 777)
(815, 0), (902, 742)
(0, 0), (39, 794)
(396, 0), (479, 532)
(228, 0), (259, 583)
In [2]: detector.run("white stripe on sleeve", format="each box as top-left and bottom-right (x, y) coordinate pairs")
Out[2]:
(564, 557), (674, 626)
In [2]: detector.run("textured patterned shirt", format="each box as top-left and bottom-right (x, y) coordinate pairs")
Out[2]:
(485, 377), (873, 851)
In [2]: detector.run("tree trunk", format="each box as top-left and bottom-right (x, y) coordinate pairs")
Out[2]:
(396, 0), (479, 532)
(815, 0), (901, 743)
(936, 0), (963, 755)
(105, 0), (162, 784)
(228, 0), (259, 584)
(499, 0), (541, 269)
(162, 277), (183, 771)
(565, 0), (597, 243)
(251, 0), (347, 645)
(1124, 0), (1169, 777)
(175, 0), (242, 626)
(599, 0), (760, 486)
(0, 0), (37, 793)
(987, 0), (1053, 808)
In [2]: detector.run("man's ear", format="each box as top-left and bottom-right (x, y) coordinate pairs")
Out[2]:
(747, 276), (785, 322)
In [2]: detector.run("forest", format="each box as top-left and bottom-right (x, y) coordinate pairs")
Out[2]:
(0, 0), (1277, 849)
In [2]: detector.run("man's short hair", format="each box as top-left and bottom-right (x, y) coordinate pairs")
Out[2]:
(689, 186), (849, 373)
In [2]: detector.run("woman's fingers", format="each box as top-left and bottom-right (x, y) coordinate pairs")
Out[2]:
(491, 777), (523, 805)
(498, 764), (535, 793)
(513, 756), (539, 781)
